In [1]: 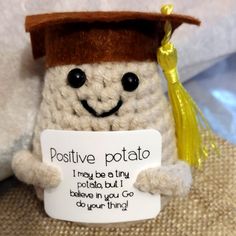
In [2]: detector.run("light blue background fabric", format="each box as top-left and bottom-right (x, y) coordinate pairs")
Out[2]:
(185, 53), (236, 144)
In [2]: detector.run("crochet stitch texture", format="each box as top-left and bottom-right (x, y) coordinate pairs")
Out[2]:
(12, 61), (192, 209)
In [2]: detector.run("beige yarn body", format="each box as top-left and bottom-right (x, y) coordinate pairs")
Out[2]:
(12, 61), (192, 223)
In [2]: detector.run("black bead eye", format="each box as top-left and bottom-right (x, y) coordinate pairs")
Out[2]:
(121, 72), (139, 92)
(67, 68), (86, 88)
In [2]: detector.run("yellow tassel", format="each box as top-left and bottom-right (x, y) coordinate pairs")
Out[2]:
(157, 4), (217, 167)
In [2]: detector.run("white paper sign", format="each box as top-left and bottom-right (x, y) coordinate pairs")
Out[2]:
(41, 129), (162, 224)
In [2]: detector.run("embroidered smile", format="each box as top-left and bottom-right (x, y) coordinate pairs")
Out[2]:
(80, 100), (123, 118)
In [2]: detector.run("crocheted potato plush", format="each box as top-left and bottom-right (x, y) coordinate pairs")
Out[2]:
(12, 12), (200, 209)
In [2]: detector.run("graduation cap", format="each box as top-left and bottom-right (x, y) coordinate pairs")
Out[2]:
(25, 11), (200, 67)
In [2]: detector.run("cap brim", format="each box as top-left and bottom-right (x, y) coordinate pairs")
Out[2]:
(25, 11), (200, 32)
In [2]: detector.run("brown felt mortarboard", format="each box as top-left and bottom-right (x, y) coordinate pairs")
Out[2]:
(25, 12), (200, 68)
